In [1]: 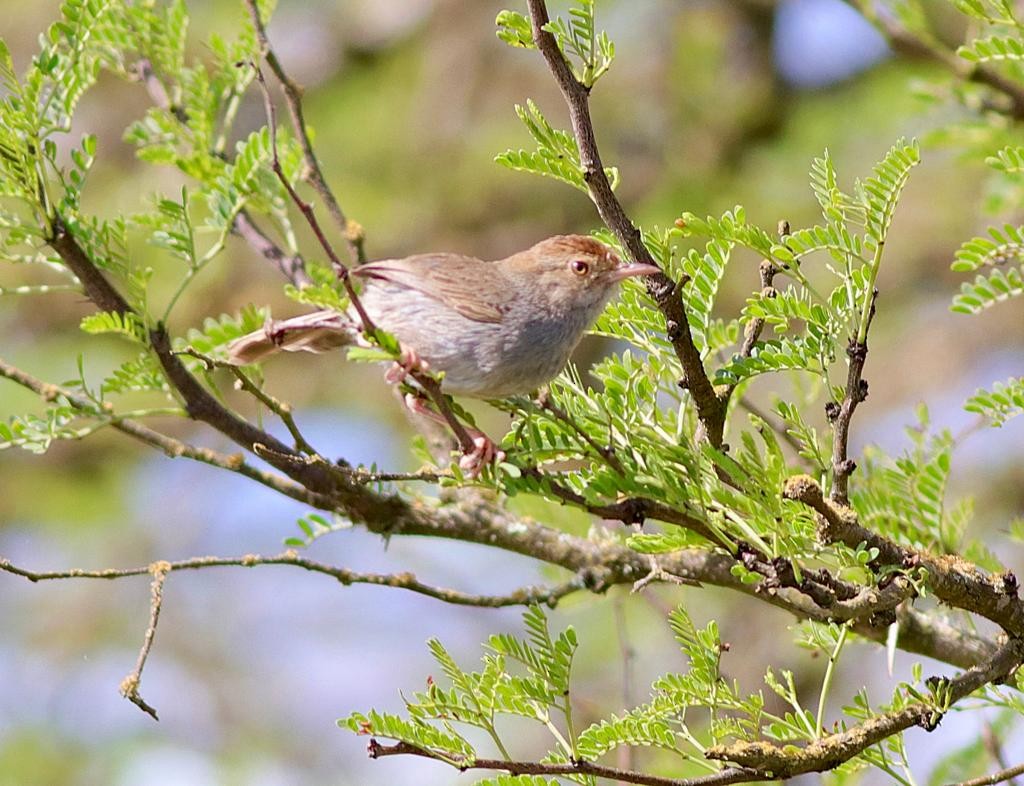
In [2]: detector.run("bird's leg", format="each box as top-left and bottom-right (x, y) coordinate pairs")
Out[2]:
(385, 344), (430, 385)
(403, 393), (505, 477)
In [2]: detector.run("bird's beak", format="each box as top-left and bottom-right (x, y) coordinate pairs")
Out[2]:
(608, 262), (660, 282)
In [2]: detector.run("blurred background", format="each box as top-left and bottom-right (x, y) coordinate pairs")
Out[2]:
(1, 1), (1022, 784)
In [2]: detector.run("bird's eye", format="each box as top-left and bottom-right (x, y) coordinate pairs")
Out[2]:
(570, 259), (590, 276)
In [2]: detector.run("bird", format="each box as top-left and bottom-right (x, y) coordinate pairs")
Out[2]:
(228, 234), (658, 470)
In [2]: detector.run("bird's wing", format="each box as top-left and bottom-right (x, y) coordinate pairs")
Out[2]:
(354, 254), (510, 324)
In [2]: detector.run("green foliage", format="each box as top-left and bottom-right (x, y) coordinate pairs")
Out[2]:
(540, 0), (615, 87)
(853, 409), (978, 557)
(774, 400), (829, 473)
(284, 261), (350, 311)
(958, 35), (1024, 63)
(100, 353), (169, 396)
(951, 224), (1024, 271)
(340, 607), (580, 766)
(0, 3), (1017, 784)
(79, 310), (148, 343)
(0, 400), (82, 453)
(496, 99), (619, 193)
(950, 264), (1024, 313)
(964, 377), (1024, 426)
(283, 512), (347, 548)
(495, 10), (534, 49)
(177, 305), (269, 358)
(342, 603), (934, 780)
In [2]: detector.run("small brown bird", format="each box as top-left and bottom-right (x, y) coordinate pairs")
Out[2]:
(229, 234), (658, 468)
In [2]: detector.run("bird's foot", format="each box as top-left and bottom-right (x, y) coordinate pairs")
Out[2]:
(403, 393), (503, 478)
(385, 345), (429, 385)
(459, 427), (506, 478)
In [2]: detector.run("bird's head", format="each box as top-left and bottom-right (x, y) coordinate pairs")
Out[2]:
(509, 235), (659, 315)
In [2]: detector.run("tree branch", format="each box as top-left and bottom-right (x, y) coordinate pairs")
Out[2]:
(523, 0), (727, 446)
(2, 333), (1002, 673)
(366, 739), (768, 786)
(243, 0), (366, 265)
(0, 552), (585, 609)
(843, 0), (1024, 121)
(949, 762), (1024, 786)
(784, 475), (1024, 637)
(707, 637), (1024, 777)
(119, 561), (169, 721)
(232, 209), (311, 287)
(827, 336), (870, 505)
(0, 356), (328, 507)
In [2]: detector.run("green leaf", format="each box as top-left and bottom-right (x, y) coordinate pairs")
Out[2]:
(950, 264), (1024, 313)
(495, 10), (534, 48)
(951, 225), (1024, 272)
(958, 35), (1024, 63)
(473, 777), (561, 786)
(179, 305), (269, 356)
(340, 710), (475, 760)
(858, 138), (920, 247)
(986, 145), (1024, 174)
(80, 310), (147, 344)
(495, 99), (619, 192)
(539, 0), (615, 86)
(100, 353), (168, 396)
(964, 377), (1024, 426)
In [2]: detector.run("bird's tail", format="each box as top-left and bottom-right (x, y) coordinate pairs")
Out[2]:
(227, 310), (356, 364)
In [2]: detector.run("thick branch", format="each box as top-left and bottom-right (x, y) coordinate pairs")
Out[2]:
(524, 0), (726, 445)
(367, 740), (767, 786)
(784, 475), (1024, 637)
(47, 211), (348, 494)
(1, 329), (1002, 672)
(707, 637), (1024, 776)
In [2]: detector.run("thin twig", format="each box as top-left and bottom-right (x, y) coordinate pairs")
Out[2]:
(250, 63), (476, 455)
(177, 348), (316, 455)
(828, 333), (870, 505)
(132, 58), (187, 123)
(0, 552), (585, 609)
(366, 739), (768, 786)
(233, 209), (311, 287)
(523, 0), (727, 446)
(948, 763), (1024, 786)
(119, 561), (170, 721)
(0, 356), (328, 508)
(536, 389), (625, 474)
(243, 0), (367, 265)
(843, 0), (1024, 120)
(251, 64), (373, 329)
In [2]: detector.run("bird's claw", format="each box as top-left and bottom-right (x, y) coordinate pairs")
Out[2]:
(403, 394), (503, 478)
(458, 429), (506, 478)
(386, 346), (429, 385)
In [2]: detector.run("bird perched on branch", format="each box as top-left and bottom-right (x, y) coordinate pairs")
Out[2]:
(229, 234), (658, 472)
